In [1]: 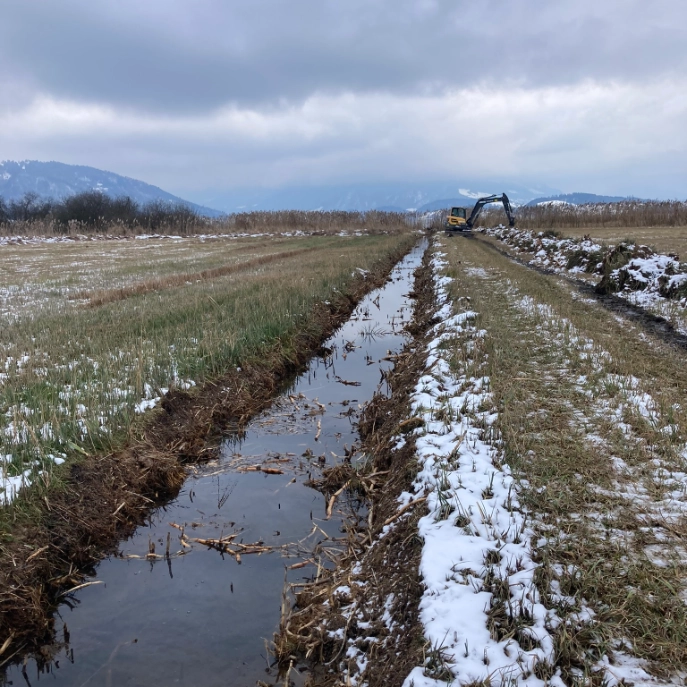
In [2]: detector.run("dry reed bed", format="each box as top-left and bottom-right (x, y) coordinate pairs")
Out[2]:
(508, 200), (687, 230)
(430, 201), (687, 235)
(0, 210), (411, 238)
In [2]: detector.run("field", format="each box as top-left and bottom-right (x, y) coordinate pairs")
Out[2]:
(5, 208), (687, 685)
(435, 234), (687, 682)
(564, 225), (687, 258)
(0, 231), (413, 507)
(479, 222), (687, 339)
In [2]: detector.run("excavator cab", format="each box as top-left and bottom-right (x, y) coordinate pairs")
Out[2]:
(445, 206), (468, 229)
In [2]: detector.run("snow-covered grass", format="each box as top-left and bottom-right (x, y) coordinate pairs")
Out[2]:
(0, 234), (314, 322)
(483, 225), (605, 276)
(0, 228), (384, 248)
(0, 233), (412, 507)
(564, 224), (687, 261)
(407, 236), (687, 684)
(400, 251), (561, 686)
(504, 284), (687, 684)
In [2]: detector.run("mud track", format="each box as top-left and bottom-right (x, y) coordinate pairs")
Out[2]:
(467, 231), (687, 351)
(0, 241), (413, 663)
(276, 243), (438, 687)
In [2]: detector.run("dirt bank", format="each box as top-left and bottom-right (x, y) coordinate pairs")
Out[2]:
(0, 239), (415, 664)
(274, 242), (438, 687)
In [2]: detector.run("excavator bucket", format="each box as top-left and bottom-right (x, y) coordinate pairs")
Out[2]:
(465, 193), (516, 230)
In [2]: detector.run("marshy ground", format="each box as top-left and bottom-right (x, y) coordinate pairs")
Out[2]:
(0, 228), (415, 677)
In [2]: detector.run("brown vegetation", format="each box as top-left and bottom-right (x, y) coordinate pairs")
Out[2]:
(446, 234), (687, 679)
(0, 206), (411, 237)
(505, 200), (687, 230)
(565, 225), (687, 258)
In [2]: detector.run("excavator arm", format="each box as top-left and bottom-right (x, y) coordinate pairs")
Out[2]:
(465, 193), (515, 229)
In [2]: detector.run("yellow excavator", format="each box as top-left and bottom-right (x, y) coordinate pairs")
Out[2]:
(445, 193), (515, 232)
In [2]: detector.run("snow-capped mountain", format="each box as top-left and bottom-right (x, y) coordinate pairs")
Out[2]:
(195, 181), (562, 213)
(3, 160), (605, 215)
(0, 160), (224, 217)
(526, 192), (636, 206)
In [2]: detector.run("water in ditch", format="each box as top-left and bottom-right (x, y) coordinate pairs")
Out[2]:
(4, 241), (426, 687)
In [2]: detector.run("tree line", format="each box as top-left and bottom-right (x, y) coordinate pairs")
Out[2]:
(0, 191), (200, 231)
(0, 191), (411, 236)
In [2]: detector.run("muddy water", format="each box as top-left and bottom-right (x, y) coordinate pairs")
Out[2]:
(5, 241), (425, 687)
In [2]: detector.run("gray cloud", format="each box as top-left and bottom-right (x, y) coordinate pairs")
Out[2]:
(1, 0), (685, 113)
(0, 0), (685, 200)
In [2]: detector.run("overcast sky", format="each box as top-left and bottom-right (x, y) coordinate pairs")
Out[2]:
(1, 0), (685, 200)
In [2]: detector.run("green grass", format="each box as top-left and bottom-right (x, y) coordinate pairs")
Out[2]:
(1, 233), (414, 501)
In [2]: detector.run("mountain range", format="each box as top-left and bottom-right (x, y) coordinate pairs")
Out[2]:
(0, 160), (224, 217)
(0, 160), (640, 215)
(526, 192), (635, 206)
(194, 181), (562, 214)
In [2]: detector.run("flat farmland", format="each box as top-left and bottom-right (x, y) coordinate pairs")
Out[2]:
(0, 232), (413, 506)
(564, 225), (687, 256)
(433, 233), (687, 681)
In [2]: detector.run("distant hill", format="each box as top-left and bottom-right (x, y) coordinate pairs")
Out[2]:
(0, 160), (224, 217)
(6, 163), (638, 216)
(0, 163), (567, 215)
(526, 192), (635, 206)
(195, 181), (561, 213)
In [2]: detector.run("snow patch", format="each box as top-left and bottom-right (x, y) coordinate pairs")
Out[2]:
(402, 252), (562, 687)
